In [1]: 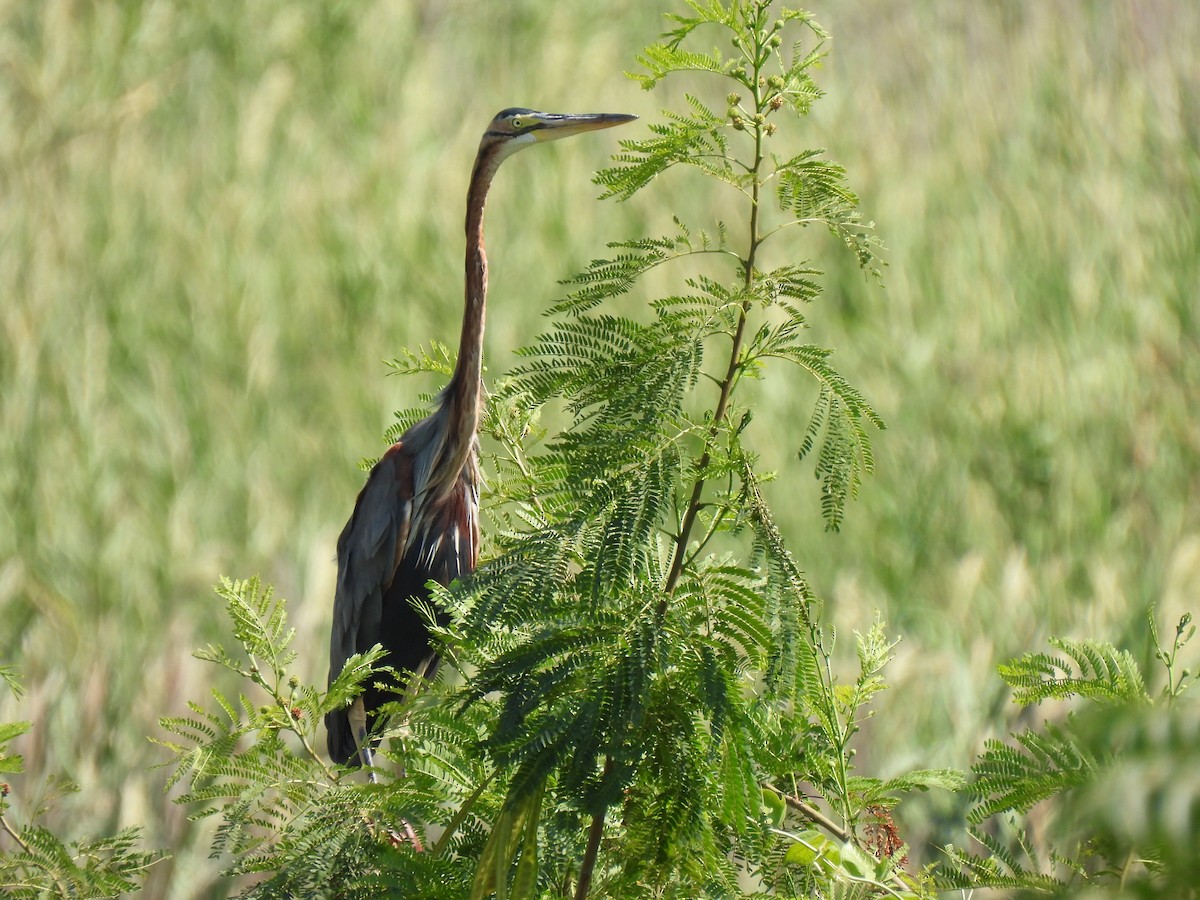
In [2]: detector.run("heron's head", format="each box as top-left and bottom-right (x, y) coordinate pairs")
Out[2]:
(483, 108), (637, 163)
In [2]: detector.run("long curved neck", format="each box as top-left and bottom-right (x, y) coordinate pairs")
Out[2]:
(443, 140), (504, 470)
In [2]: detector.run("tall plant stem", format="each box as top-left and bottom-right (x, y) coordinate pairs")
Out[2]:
(577, 28), (772, 900)
(575, 133), (766, 899)
(663, 80), (765, 600)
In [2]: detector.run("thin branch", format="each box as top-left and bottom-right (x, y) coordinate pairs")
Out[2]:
(683, 151), (755, 174)
(680, 472), (736, 571)
(574, 756), (613, 900)
(769, 787), (915, 895)
(495, 410), (549, 524)
(770, 786), (849, 842)
(758, 216), (840, 241)
(285, 713), (339, 784)
(1, 813), (73, 897)
(254, 674), (339, 784)
(662, 302), (749, 598)
(0, 812), (34, 855)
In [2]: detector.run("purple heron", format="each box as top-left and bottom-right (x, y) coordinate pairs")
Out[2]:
(326, 108), (636, 771)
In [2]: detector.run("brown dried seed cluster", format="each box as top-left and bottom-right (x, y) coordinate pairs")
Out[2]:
(863, 805), (908, 864)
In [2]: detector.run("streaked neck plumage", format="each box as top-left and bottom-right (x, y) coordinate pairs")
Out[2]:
(441, 138), (507, 486)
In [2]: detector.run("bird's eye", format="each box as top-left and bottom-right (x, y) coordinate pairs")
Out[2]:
(510, 117), (523, 130)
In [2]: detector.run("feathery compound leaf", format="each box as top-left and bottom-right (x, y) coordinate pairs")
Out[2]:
(775, 151), (858, 212)
(630, 44), (736, 91)
(323, 646), (390, 712)
(589, 447), (680, 600)
(968, 724), (1098, 823)
(938, 824), (1067, 892)
(213, 576), (297, 676)
(594, 109), (741, 201)
(0, 824), (164, 898)
(512, 313), (703, 442)
(793, 381), (881, 532)
(552, 221), (735, 316)
(1060, 700), (1200, 879)
(162, 579), (480, 896)
(742, 303), (882, 533)
(0, 721), (30, 777)
(759, 264), (823, 304)
(1, 675), (164, 895)
(651, 291), (741, 334)
(551, 242), (675, 315)
(386, 397), (440, 444)
(999, 637), (1150, 705)
(775, 151), (882, 275)
(878, 768), (967, 798)
(385, 341), (456, 378)
(0, 666), (22, 699)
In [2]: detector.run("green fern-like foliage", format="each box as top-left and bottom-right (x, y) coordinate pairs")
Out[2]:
(0, 823), (162, 899)
(998, 636), (1149, 706)
(0, 672), (164, 897)
(158, 578), (494, 898)
(939, 616), (1200, 896)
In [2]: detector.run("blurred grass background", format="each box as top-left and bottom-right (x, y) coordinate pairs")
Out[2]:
(0, 0), (1196, 896)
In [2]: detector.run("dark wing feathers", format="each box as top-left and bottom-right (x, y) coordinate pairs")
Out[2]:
(326, 437), (480, 766)
(326, 445), (413, 765)
(328, 445), (412, 683)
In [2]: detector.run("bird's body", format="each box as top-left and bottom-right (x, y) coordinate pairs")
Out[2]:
(326, 108), (635, 768)
(325, 406), (481, 765)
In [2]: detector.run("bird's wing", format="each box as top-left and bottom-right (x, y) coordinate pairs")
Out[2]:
(327, 443), (413, 688)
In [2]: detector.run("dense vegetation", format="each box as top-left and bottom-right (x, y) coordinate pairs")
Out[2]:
(1, 0), (1197, 897)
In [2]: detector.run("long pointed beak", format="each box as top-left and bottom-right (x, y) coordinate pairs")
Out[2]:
(530, 112), (637, 142)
